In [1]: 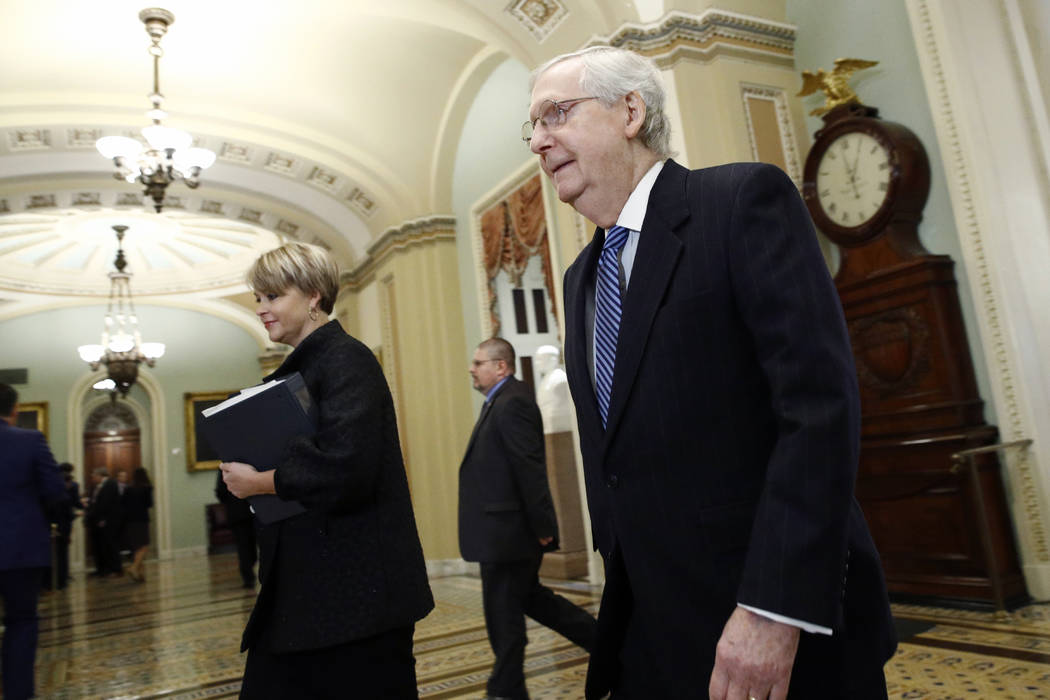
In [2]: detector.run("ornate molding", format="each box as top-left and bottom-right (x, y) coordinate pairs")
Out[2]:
(8, 129), (52, 150)
(85, 402), (139, 432)
(342, 215), (456, 289)
(740, 84), (803, 187)
(0, 125), (381, 223)
(910, 0), (1047, 562)
(594, 10), (796, 68)
(849, 308), (932, 398)
(0, 187), (330, 254)
(379, 273), (408, 471)
(506, 0), (568, 43)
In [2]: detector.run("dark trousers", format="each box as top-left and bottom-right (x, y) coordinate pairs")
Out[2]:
(54, 533), (70, 588)
(90, 523), (121, 574)
(0, 567), (43, 700)
(231, 518), (258, 586)
(240, 625), (418, 699)
(480, 551), (596, 699)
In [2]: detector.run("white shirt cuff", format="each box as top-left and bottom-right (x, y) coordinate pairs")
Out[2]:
(738, 604), (832, 635)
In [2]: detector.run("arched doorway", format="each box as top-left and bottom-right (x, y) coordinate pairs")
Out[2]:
(82, 402), (156, 569)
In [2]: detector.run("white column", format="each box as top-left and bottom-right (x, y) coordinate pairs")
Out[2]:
(906, 0), (1050, 598)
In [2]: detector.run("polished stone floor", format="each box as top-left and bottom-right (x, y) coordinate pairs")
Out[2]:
(10, 554), (1049, 698)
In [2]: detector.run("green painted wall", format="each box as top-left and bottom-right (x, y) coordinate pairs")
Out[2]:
(452, 56), (533, 381)
(0, 305), (263, 552)
(787, 0), (996, 422)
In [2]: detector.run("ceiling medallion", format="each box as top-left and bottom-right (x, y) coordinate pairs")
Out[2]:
(506, 0), (568, 42)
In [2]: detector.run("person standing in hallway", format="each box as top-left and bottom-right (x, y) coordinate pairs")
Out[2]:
(459, 337), (596, 700)
(86, 467), (123, 576)
(220, 242), (433, 699)
(49, 462), (81, 590)
(123, 467), (154, 582)
(215, 468), (258, 589)
(0, 383), (66, 700)
(526, 47), (895, 699)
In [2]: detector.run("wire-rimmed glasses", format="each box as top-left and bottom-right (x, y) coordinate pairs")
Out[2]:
(521, 96), (599, 143)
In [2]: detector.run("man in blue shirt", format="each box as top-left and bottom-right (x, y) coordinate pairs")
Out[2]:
(458, 338), (596, 700)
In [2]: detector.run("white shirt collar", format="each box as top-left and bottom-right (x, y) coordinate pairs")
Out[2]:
(613, 160), (665, 232)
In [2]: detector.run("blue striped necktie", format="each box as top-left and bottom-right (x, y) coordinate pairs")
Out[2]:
(594, 225), (630, 427)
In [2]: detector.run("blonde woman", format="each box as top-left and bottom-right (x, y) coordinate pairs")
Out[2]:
(221, 242), (433, 699)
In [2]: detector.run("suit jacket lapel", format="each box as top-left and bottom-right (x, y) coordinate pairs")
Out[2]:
(565, 234), (604, 438)
(603, 160), (690, 441)
(462, 395), (494, 464)
(462, 377), (514, 464)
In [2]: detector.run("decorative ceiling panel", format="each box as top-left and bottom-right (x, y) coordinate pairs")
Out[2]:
(0, 208), (282, 296)
(506, 0), (569, 42)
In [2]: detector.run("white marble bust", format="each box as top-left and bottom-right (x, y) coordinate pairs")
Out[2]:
(534, 344), (572, 433)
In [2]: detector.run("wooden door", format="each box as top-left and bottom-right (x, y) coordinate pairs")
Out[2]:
(83, 429), (142, 562)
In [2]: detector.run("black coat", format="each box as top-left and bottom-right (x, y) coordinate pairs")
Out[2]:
(563, 161), (896, 697)
(122, 485), (152, 523)
(458, 376), (559, 562)
(0, 420), (65, 570)
(241, 320), (433, 653)
(86, 478), (122, 530)
(51, 480), (80, 539)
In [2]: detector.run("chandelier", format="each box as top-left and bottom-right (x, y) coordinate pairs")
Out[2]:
(77, 225), (165, 399)
(96, 8), (215, 213)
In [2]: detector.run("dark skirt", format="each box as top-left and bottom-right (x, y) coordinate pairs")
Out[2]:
(240, 625), (418, 699)
(123, 521), (150, 550)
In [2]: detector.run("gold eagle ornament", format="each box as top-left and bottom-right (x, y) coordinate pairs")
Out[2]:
(797, 58), (879, 116)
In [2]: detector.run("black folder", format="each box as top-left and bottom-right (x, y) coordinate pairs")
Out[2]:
(199, 372), (315, 524)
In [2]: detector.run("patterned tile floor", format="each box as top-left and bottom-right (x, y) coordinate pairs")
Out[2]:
(8, 554), (1048, 698)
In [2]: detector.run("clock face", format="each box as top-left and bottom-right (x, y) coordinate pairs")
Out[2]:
(815, 131), (892, 228)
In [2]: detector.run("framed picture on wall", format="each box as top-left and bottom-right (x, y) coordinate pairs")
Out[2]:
(16, 401), (48, 441)
(184, 390), (234, 472)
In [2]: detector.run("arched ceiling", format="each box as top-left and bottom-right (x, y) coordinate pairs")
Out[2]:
(0, 0), (662, 330)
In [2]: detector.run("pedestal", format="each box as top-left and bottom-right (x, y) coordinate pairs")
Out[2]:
(539, 430), (589, 579)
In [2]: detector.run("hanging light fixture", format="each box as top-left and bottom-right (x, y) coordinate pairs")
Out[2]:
(77, 225), (165, 399)
(96, 8), (215, 213)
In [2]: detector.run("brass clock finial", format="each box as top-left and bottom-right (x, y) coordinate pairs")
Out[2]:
(797, 58), (879, 116)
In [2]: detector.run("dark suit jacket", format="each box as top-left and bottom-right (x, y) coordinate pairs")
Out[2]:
(87, 478), (122, 530)
(241, 320), (434, 653)
(50, 480), (80, 539)
(0, 419), (66, 570)
(122, 484), (153, 523)
(458, 377), (559, 562)
(563, 160), (895, 696)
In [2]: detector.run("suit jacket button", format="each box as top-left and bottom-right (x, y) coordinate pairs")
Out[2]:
(606, 475), (619, 489)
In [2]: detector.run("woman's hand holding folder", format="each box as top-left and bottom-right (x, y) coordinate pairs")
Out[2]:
(220, 461), (276, 500)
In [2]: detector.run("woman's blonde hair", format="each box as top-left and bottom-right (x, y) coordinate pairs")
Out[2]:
(247, 242), (340, 313)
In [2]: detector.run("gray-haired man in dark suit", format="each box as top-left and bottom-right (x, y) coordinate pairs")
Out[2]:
(527, 47), (896, 699)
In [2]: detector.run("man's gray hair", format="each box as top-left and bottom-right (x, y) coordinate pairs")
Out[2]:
(531, 46), (674, 158)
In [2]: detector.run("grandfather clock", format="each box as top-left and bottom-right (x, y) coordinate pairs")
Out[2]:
(802, 101), (1027, 608)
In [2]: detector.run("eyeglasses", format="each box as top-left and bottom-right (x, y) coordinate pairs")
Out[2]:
(471, 359), (500, 368)
(521, 96), (599, 143)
